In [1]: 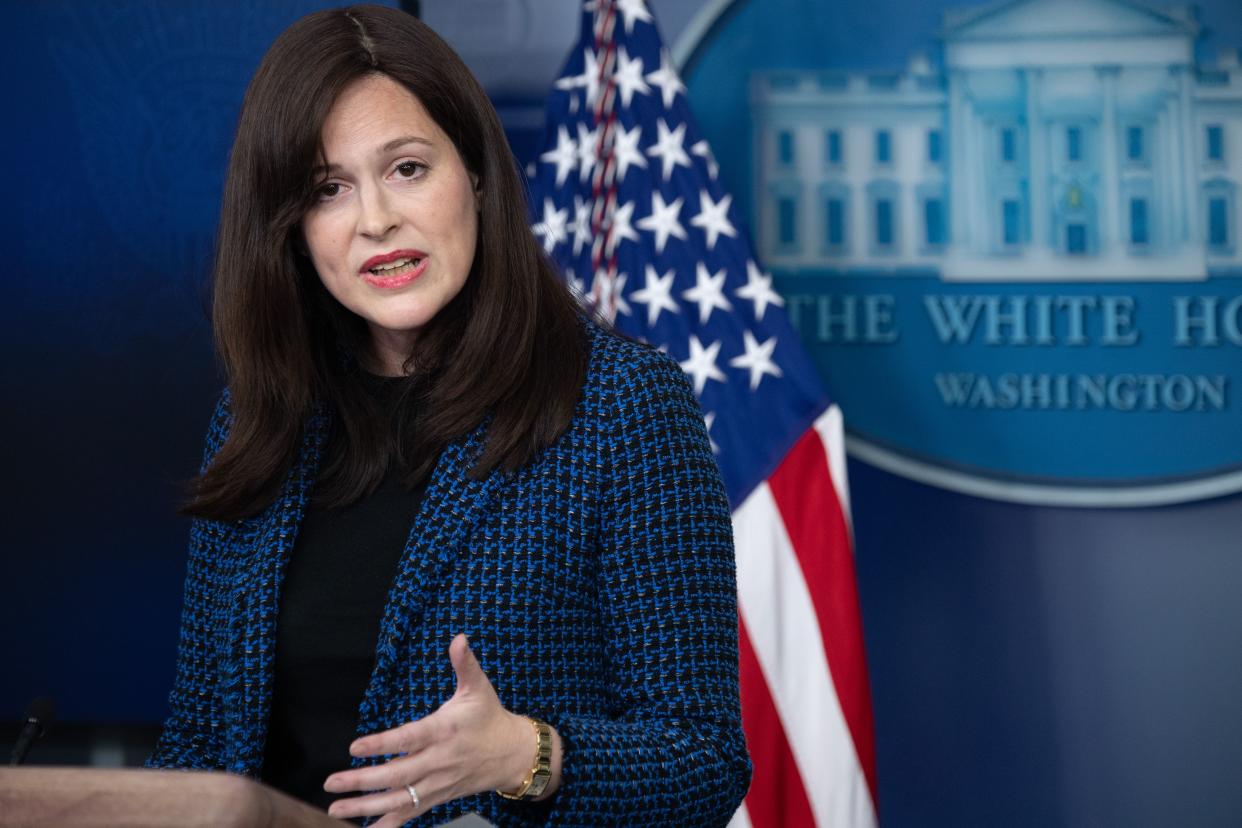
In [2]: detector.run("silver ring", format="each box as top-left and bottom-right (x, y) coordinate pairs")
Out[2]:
(406, 783), (420, 809)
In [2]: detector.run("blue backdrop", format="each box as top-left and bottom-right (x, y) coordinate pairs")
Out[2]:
(680, 3), (1242, 824)
(3, 0), (370, 722)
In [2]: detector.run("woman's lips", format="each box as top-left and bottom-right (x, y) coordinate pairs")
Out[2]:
(360, 249), (427, 272)
(360, 256), (428, 289)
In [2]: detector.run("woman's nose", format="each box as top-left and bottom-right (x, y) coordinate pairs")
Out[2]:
(357, 183), (400, 239)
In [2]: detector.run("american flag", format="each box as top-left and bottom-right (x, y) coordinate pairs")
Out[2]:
(527, 2), (877, 825)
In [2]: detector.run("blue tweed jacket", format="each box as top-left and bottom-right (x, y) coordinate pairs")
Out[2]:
(147, 322), (751, 826)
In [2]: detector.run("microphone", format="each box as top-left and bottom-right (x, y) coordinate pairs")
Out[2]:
(9, 696), (55, 766)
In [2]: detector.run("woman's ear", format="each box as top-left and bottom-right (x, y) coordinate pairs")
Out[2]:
(471, 173), (482, 212)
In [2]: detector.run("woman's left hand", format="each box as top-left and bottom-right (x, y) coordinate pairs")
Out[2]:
(323, 633), (549, 826)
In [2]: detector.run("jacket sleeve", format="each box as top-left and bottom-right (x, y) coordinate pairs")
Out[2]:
(539, 349), (752, 826)
(145, 392), (233, 771)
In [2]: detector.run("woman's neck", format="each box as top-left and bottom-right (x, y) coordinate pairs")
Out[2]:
(366, 327), (417, 377)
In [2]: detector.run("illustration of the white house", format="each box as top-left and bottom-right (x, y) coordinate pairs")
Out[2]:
(751, 0), (1242, 280)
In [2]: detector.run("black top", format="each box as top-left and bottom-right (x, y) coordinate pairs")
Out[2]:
(261, 374), (426, 814)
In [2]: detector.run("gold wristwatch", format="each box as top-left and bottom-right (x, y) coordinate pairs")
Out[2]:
(497, 717), (553, 800)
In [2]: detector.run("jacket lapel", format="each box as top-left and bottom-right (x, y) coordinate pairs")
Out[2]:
(223, 410), (328, 776)
(358, 418), (508, 729)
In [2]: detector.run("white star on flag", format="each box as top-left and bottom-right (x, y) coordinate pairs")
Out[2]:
(554, 50), (587, 91)
(728, 329), (783, 390)
(570, 195), (591, 255)
(611, 47), (650, 108)
(630, 265), (680, 327)
(645, 49), (685, 110)
(612, 122), (648, 182)
(555, 46), (604, 112)
(591, 269), (631, 320)
(678, 334), (726, 395)
(614, 0), (653, 33)
(691, 139), (719, 180)
(576, 122), (599, 183)
(581, 47), (602, 109)
(604, 199), (640, 255)
(635, 191), (686, 254)
(533, 198), (568, 252)
(690, 189), (737, 250)
(736, 259), (785, 321)
(553, 67), (580, 92)
(647, 118), (692, 181)
(682, 262), (732, 324)
(540, 125), (577, 187)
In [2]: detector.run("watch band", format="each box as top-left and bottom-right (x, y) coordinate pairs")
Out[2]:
(497, 717), (553, 800)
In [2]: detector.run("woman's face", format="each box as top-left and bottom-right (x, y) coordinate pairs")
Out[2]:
(302, 73), (479, 372)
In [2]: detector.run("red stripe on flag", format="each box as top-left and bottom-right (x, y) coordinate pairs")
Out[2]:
(738, 615), (817, 828)
(767, 428), (878, 805)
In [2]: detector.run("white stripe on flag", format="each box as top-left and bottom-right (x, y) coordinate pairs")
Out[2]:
(734, 476), (877, 828)
(815, 404), (853, 529)
(727, 802), (754, 828)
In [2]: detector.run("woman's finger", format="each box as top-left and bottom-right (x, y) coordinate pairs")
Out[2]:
(326, 785), (419, 821)
(349, 717), (434, 758)
(329, 770), (455, 824)
(325, 751), (430, 794)
(447, 633), (491, 696)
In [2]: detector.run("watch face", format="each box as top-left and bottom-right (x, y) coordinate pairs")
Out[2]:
(528, 771), (551, 798)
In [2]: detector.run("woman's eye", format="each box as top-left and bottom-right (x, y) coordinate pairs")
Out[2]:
(394, 161), (425, 179)
(314, 182), (341, 201)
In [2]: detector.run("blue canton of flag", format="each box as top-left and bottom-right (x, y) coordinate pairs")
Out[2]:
(527, 0), (830, 509)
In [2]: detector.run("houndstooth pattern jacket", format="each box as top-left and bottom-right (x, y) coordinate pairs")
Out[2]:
(146, 322), (751, 827)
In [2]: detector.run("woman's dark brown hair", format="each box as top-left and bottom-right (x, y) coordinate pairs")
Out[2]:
(186, 4), (587, 520)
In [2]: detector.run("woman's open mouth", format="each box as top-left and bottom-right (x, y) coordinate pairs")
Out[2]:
(360, 251), (428, 288)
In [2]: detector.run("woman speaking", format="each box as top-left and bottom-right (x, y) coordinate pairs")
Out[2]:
(145, 5), (751, 826)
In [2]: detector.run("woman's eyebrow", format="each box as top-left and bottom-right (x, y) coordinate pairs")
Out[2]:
(380, 134), (434, 153)
(313, 136), (436, 177)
